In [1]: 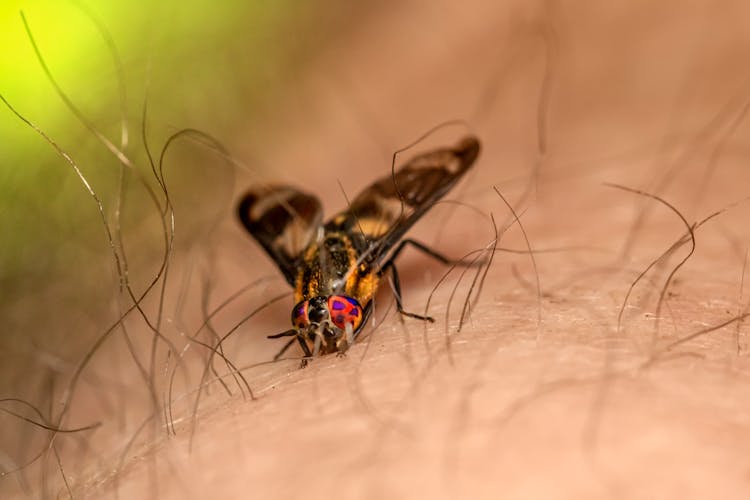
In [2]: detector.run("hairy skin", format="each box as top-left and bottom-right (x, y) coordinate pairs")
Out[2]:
(3, 1), (750, 499)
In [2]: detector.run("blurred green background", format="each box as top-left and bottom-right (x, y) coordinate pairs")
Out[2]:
(0, 4), (373, 492)
(0, 0), (358, 385)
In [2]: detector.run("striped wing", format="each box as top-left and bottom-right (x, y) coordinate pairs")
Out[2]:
(238, 186), (323, 285)
(328, 136), (481, 263)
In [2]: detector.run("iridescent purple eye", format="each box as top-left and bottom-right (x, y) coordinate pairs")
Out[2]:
(327, 295), (364, 331)
(291, 300), (309, 329)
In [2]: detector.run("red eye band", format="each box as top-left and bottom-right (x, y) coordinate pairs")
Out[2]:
(327, 296), (363, 331)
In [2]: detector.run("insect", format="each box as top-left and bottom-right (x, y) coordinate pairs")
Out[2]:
(238, 136), (481, 361)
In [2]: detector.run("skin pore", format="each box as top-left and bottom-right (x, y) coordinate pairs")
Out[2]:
(2, 1), (750, 499)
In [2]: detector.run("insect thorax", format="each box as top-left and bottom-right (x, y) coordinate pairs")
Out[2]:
(293, 226), (379, 306)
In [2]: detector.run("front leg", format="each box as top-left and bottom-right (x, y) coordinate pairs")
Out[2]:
(386, 238), (484, 268)
(379, 260), (435, 323)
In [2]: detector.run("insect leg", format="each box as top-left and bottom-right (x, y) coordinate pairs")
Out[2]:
(273, 337), (297, 361)
(267, 328), (297, 339)
(270, 329), (311, 363)
(345, 322), (354, 346)
(312, 334), (322, 357)
(334, 321), (355, 356)
(387, 238), (481, 267)
(296, 335), (313, 368)
(380, 260), (435, 323)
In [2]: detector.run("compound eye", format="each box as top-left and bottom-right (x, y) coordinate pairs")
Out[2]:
(291, 300), (309, 330)
(327, 296), (364, 332)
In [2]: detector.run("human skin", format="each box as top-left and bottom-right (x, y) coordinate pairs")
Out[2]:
(4, 1), (750, 499)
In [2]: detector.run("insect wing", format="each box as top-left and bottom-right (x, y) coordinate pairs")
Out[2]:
(333, 136), (480, 262)
(238, 186), (323, 285)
